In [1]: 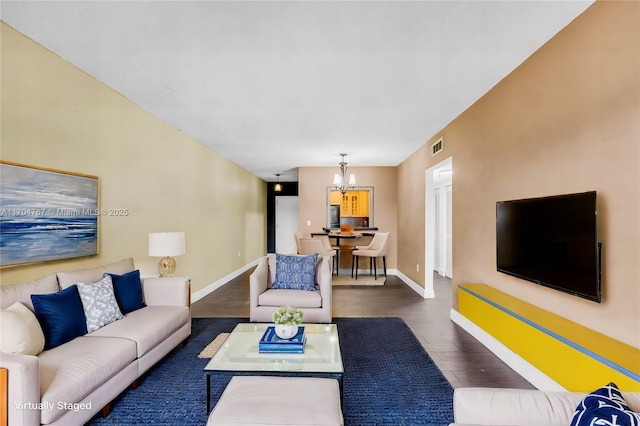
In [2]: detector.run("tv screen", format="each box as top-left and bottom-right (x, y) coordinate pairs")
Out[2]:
(496, 191), (601, 302)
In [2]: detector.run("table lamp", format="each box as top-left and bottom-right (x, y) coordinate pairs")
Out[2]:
(148, 232), (186, 277)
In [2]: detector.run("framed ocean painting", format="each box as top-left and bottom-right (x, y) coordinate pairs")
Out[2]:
(0, 161), (99, 267)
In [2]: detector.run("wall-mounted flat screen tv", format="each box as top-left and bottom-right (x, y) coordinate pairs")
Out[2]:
(496, 191), (601, 302)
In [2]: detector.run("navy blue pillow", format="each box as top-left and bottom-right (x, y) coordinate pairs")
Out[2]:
(571, 382), (640, 426)
(31, 285), (87, 350)
(104, 270), (146, 314)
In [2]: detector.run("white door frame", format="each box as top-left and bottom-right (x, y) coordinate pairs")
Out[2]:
(445, 183), (453, 278)
(424, 156), (452, 298)
(433, 187), (441, 274)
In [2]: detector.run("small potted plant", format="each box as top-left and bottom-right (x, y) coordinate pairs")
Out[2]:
(272, 306), (303, 339)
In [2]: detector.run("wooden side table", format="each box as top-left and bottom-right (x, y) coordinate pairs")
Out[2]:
(0, 367), (7, 426)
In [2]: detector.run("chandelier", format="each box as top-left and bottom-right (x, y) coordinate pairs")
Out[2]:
(333, 153), (356, 195)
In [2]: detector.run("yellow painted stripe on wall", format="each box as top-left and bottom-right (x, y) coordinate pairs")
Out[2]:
(459, 284), (640, 392)
(461, 284), (639, 376)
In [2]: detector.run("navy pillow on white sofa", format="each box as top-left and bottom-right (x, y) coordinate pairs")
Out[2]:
(31, 285), (87, 350)
(104, 269), (146, 314)
(571, 382), (640, 426)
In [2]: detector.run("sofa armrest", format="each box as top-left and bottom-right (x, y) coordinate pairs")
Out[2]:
(0, 353), (40, 426)
(142, 277), (190, 307)
(249, 257), (269, 309)
(453, 387), (586, 426)
(314, 255), (333, 323)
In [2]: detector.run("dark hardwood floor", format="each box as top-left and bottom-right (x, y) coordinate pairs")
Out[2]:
(191, 270), (535, 390)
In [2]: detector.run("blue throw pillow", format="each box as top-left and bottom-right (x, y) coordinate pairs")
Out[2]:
(571, 382), (640, 426)
(272, 253), (318, 291)
(31, 285), (88, 350)
(104, 270), (146, 314)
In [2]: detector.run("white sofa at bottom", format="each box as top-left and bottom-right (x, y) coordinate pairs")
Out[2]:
(0, 258), (191, 426)
(450, 387), (640, 426)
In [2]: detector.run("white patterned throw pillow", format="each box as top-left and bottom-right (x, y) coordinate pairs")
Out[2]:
(76, 276), (124, 333)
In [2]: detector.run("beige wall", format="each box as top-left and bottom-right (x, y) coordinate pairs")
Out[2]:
(0, 23), (268, 294)
(298, 166), (398, 269)
(399, 1), (639, 347)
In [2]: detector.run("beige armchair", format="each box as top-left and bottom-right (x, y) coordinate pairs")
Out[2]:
(351, 232), (390, 280)
(249, 253), (333, 323)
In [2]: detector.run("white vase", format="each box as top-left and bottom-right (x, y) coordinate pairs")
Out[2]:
(274, 324), (298, 339)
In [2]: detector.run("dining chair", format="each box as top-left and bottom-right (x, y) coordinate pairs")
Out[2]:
(351, 232), (390, 280)
(298, 238), (337, 275)
(313, 234), (339, 275)
(294, 232), (308, 254)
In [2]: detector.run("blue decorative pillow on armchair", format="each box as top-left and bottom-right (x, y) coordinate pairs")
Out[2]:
(272, 253), (318, 291)
(571, 382), (640, 426)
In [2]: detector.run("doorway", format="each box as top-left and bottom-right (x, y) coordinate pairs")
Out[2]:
(425, 157), (453, 298)
(275, 196), (299, 254)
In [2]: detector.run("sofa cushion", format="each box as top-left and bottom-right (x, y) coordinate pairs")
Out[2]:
(57, 258), (135, 289)
(0, 273), (59, 310)
(31, 285), (87, 350)
(76, 276), (124, 333)
(104, 269), (146, 314)
(0, 302), (45, 355)
(272, 253), (318, 291)
(38, 335), (137, 424)
(570, 382), (640, 426)
(86, 305), (190, 357)
(258, 289), (322, 309)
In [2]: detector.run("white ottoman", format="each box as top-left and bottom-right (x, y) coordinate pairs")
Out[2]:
(207, 375), (344, 426)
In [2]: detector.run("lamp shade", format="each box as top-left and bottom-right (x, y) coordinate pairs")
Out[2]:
(148, 232), (186, 257)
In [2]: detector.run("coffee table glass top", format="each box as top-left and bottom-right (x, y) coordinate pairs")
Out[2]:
(204, 323), (343, 374)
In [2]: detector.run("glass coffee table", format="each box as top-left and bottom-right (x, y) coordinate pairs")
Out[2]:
(204, 323), (343, 412)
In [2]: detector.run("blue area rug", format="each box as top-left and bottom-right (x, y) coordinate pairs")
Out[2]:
(88, 317), (454, 425)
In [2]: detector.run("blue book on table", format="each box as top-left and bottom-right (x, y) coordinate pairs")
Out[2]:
(259, 326), (306, 353)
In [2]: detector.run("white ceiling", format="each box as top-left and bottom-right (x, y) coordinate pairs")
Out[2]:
(1, 1), (593, 182)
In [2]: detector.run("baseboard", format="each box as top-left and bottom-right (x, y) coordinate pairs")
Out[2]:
(450, 309), (566, 391)
(395, 270), (434, 298)
(191, 258), (261, 303)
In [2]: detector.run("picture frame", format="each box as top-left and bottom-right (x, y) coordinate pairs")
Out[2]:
(0, 161), (100, 268)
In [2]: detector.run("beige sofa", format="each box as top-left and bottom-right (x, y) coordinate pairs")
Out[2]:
(249, 253), (332, 323)
(0, 258), (191, 425)
(450, 387), (640, 425)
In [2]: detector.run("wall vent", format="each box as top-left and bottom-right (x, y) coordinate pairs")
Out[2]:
(431, 137), (444, 156)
